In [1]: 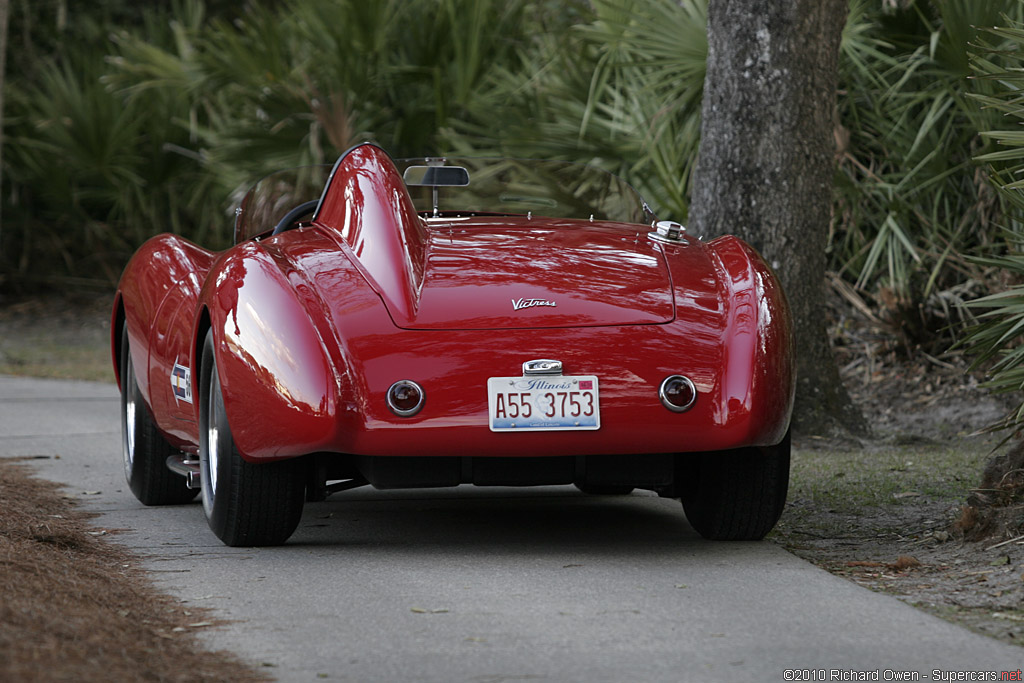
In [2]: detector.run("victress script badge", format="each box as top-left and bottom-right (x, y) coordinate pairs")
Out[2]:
(512, 298), (557, 311)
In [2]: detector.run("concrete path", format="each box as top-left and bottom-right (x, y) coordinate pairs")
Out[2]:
(3, 375), (1022, 682)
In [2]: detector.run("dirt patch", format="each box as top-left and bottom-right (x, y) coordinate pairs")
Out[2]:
(770, 286), (1024, 646)
(0, 458), (267, 682)
(776, 495), (1024, 644)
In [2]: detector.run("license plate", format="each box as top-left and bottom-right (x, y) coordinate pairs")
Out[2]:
(487, 375), (600, 432)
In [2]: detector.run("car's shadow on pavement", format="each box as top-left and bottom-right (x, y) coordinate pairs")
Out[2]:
(288, 485), (716, 555)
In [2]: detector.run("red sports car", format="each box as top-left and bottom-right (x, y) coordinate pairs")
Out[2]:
(113, 143), (794, 546)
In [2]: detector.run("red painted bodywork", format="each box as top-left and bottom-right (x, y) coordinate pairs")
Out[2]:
(113, 144), (793, 463)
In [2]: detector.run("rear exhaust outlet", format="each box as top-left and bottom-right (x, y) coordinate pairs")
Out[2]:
(166, 454), (202, 490)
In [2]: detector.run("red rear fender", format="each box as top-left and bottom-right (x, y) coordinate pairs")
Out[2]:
(115, 234), (214, 411)
(704, 235), (794, 445)
(199, 243), (338, 460)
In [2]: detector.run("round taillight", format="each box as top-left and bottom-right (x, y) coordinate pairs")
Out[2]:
(659, 375), (696, 412)
(387, 380), (425, 417)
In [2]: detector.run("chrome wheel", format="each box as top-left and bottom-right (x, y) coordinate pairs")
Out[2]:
(199, 336), (221, 520)
(205, 369), (221, 500)
(198, 328), (306, 546)
(119, 324), (197, 506)
(123, 350), (137, 481)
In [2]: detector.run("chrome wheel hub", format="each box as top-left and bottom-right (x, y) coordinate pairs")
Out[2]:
(124, 354), (136, 480)
(206, 374), (220, 496)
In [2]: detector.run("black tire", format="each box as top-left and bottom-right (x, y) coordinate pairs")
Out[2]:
(199, 330), (305, 546)
(120, 326), (199, 505)
(679, 430), (790, 541)
(574, 484), (635, 496)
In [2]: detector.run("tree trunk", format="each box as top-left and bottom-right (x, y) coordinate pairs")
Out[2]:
(0, 0), (9, 247)
(688, 0), (867, 436)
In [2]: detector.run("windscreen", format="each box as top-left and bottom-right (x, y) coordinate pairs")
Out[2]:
(233, 165), (331, 243)
(396, 157), (654, 225)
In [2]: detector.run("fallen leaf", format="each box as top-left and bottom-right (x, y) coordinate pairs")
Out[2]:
(847, 557), (920, 571)
(890, 556), (921, 571)
(893, 491), (921, 499)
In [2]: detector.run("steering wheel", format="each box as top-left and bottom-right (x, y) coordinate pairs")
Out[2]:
(271, 200), (320, 236)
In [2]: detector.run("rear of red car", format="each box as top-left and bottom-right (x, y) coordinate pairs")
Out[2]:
(117, 143), (794, 545)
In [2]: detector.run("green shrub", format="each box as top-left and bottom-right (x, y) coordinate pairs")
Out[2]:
(956, 20), (1024, 434)
(2, 0), (1022, 314)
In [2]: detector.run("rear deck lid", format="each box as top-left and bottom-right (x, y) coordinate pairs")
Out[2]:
(391, 217), (674, 330)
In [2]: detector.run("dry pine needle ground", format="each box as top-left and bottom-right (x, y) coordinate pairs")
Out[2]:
(0, 458), (266, 682)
